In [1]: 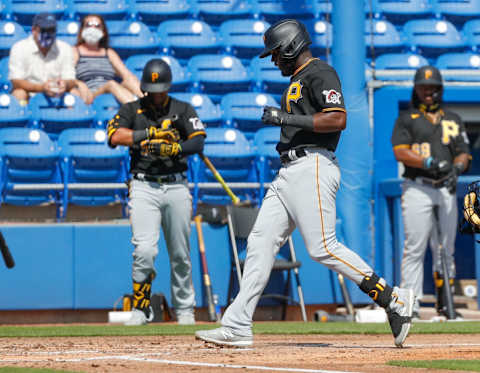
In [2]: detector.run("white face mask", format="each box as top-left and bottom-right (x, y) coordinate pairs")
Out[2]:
(81, 27), (103, 45)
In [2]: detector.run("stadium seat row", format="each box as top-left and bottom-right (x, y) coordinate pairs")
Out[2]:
(0, 91), (281, 138)
(0, 127), (281, 219)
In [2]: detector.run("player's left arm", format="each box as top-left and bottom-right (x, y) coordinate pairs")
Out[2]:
(176, 105), (206, 156)
(451, 116), (471, 175)
(261, 68), (346, 133)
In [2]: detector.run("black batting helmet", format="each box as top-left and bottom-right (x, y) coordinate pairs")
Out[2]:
(414, 65), (443, 86)
(141, 59), (172, 93)
(260, 19), (311, 60)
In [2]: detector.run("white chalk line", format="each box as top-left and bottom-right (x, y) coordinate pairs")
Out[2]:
(1, 355), (356, 373)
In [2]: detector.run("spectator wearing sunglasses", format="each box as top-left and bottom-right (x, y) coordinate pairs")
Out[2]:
(8, 13), (82, 105)
(73, 14), (143, 105)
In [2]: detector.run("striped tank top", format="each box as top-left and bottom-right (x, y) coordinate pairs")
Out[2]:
(75, 48), (117, 92)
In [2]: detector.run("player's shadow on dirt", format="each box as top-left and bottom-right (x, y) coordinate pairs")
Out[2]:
(270, 342), (331, 348)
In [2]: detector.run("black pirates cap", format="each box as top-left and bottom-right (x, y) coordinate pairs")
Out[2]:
(414, 65), (443, 86)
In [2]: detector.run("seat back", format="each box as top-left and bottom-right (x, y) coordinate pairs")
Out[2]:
(403, 19), (465, 57)
(0, 127), (60, 206)
(29, 93), (95, 139)
(251, 0), (312, 24)
(371, 0), (433, 24)
(304, 19), (332, 57)
(188, 54), (250, 102)
(132, 0), (191, 26)
(0, 21), (27, 58)
(249, 56), (289, 99)
(56, 20), (80, 46)
(190, 0), (252, 26)
(125, 54), (190, 91)
(463, 19), (480, 52)
(157, 20), (220, 61)
(0, 93), (31, 128)
(365, 19), (403, 56)
(254, 126), (281, 183)
(191, 128), (257, 205)
(10, 0), (66, 27)
(106, 20), (158, 59)
(66, 0), (128, 20)
(374, 53), (429, 81)
(220, 92), (278, 136)
(436, 52), (480, 81)
(219, 19), (270, 60)
(58, 128), (128, 209)
(305, 0), (332, 19)
(170, 93), (222, 127)
(0, 56), (8, 92)
(92, 93), (120, 128)
(432, 0), (480, 22)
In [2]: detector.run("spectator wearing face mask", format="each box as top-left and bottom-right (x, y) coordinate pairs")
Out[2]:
(8, 13), (82, 105)
(73, 14), (143, 105)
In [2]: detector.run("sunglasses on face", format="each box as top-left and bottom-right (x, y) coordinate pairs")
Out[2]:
(40, 27), (56, 33)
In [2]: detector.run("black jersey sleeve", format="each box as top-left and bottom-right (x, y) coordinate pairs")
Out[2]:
(452, 114), (470, 156)
(310, 67), (346, 113)
(179, 104), (207, 140)
(106, 103), (135, 147)
(391, 114), (412, 149)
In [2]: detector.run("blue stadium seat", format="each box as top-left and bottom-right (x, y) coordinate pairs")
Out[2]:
(0, 21), (27, 59)
(57, 128), (129, 219)
(0, 128), (61, 209)
(106, 20), (158, 59)
(66, 0), (129, 21)
(305, 0), (331, 19)
(190, 127), (257, 206)
(0, 56), (10, 92)
(125, 54), (190, 92)
(220, 92), (278, 138)
(131, 0), (191, 27)
(463, 19), (480, 52)
(432, 0), (480, 23)
(304, 19), (332, 58)
(253, 126), (280, 198)
(403, 19), (465, 58)
(374, 53), (429, 80)
(436, 52), (480, 81)
(157, 20), (220, 63)
(190, 0), (252, 26)
(9, 0), (66, 27)
(371, 0), (433, 24)
(92, 93), (120, 128)
(188, 54), (250, 103)
(56, 20), (80, 46)
(219, 19), (270, 61)
(365, 19), (403, 56)
(0, 93), (30, 128)
(169, 93), (222, 127)
(251, 0), (312, 24)
(249, 56), (289, 101)
(0, 1), (11, 21)
(29, 93), (95, 140)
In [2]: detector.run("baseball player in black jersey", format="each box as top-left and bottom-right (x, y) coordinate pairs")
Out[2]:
(391, 65), (470, 320)
(196, 19), (414, 348)
(107, 59), (206, 325)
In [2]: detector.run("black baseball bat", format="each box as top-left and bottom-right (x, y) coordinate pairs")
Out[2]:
(337, 273), (355, 317)
(0, 231), (15, 269)
(194, 215), (217, 322)
(433, 206), (455, 320)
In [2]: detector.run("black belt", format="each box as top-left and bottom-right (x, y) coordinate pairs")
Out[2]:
(413, 176), (448, 189)
(280, 148), (307, 164)
(133, 172), (186, 184)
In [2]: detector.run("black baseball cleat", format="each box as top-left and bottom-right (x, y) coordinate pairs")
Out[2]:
(386, 287), (414, 347)
(437, 308), (464, 320)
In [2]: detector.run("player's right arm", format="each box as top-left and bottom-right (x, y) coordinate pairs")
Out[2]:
(391, 114), (425, 169)
(107, 104), (139, 147)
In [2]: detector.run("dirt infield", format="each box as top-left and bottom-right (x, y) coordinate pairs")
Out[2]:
(1, 331), (480, 372)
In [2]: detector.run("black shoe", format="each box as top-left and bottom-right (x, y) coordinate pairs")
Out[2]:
(437, 308), (463, 320)
(386, 287), (415, 347)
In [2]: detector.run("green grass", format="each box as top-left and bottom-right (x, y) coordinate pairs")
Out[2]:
(0, 321), (479, 338)
(0, 368), (77, 373)
(388, 359), (480, 371)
